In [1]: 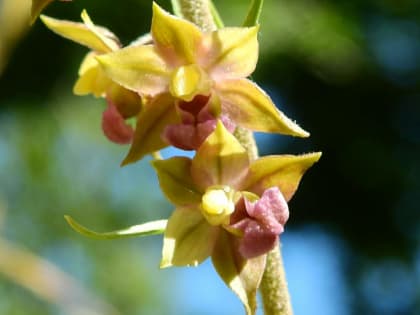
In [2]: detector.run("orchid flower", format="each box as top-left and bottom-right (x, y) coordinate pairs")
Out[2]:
(97, 3), (310, 164)
(41, 11), (142, 144)
(152, 121), (320, 314)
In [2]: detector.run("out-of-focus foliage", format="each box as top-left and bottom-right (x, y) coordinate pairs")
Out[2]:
(0, 0), (31, 75)
(0, 0), (420, 314)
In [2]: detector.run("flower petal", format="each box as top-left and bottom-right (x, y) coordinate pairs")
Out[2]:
(211, 230), (266, 315)
(40, 13), (117, 53)
(152, 157), (202, 206)
(201, 26), (259, 80)
(106, 85), (142, 119)
(163, 120), (216, 150)
(169, 64), (212, 101)
(122, 94), (178, 165)
(246, 187), (289, 232)
(80, 9), (120, 52)
(233, 218), (278, 259)
(65, 215), (167, 239)
(102, 101), (134, 144)
(191, 121), (249, 190)
(161, 207), (219, 268)
(96, 45), (171, 96)
(243, 152), (322, 201)
(73, 53), (112, 97)
(152, 3), (203, 66)
(217, 79), (309, 137)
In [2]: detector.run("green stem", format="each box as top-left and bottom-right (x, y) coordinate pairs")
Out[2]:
(243, 0), (264, 27)
(176, 1), (293, 314)
(260, 242), (293, 315)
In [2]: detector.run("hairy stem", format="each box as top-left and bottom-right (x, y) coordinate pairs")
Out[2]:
(173, 0), (216, 31)
(234, 126), (293, 315)
(260, 242), (293, 315)
(177, 1), (293, 314)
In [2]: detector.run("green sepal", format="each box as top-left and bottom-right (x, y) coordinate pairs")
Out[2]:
(64, 215), (167, 239)
(160, 207), (219, 268)
(152, 157), (202, 206)
(244, 152), (322, 201)
(122, 93), (178, 165)
(212, 230), (266, 315)
(191, 121), (249, 191)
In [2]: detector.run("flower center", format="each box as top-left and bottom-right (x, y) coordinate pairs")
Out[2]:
(201, 186), (235, 226)
(169, 64), (212, 102)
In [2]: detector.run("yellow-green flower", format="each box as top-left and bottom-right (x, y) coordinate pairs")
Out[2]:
(152, 121), (320, 315)
(41, 11), (141, 144)
(97, 3), (309, 164)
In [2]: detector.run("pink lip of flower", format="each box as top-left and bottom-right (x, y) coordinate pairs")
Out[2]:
(96, 2), (310, 165)
(102, 100), (134, 144)
(162, 94), (236, 150)
(41, 11), (142, 145)
(230, 187), (290, 259)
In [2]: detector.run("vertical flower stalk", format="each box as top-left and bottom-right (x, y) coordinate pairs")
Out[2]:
(176, 0), (293, 314)
(171, 0), (216, 31)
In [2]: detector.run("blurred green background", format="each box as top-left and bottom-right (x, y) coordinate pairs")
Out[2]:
(0, 0), (420, 314)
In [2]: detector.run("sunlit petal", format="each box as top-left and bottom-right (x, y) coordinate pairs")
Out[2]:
(217, 79), (310, 137)
(243, 152), (322, 201)
(152, 3), (203, 66)
(73, 55), (111, 97)
(212, 230), (265, 315)
(122, 93), (178, 165)
(96, 45), (171, 96)
(161, 207), (219, 268)
(191, 121), (249, 190)
(152, 157), (202, 206)
(169, 64), (212, 101)
(201, 27), (259, 80)
(40, 14), (117, 53)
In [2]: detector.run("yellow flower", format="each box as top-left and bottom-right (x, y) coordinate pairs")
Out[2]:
(97, 3), (309, 164)
(152, 121), (320, 315)
(41, 11), (142, 144)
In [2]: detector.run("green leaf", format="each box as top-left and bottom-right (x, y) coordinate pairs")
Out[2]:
(64, 215), (167, 239)
(161, 207), (219, 268)
(242, 0), (264, 27)
(209, 0), (224, 28)
(170, 0), (182, 17)
(152, 157), (202, 206)
(243, 152), (322, 201)
(212, 230), (266, 315)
